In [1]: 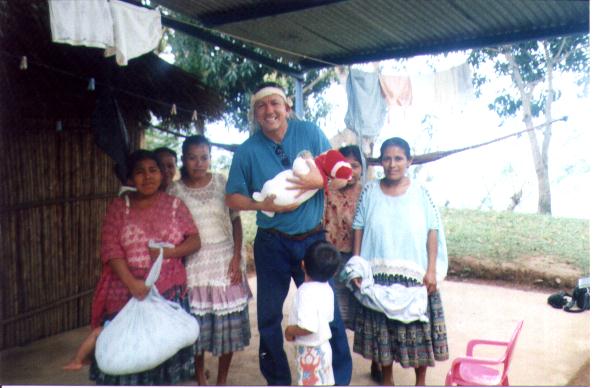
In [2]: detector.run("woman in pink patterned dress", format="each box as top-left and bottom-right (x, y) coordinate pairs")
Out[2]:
(168, 135), (252, 386)
(89, 149), (201, 385)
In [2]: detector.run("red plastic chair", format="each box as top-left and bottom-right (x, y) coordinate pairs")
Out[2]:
(445, 320), (524, 386)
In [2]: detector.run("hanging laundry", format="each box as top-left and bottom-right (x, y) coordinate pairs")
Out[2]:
(433, 63), (473, 111)
(105, 0), (162, 66)
(379, 75), (413, 107)
(379, 74), (413, 126)
(409, 72), (435, 107)
(344, 68), (387, 139)
(49, 0), (114, 49)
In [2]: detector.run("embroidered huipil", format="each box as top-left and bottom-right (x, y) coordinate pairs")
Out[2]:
(91, 192), (197, 326)
(352, 180), (448, 282)
(324, 182), (362, 253)
(169, 174), (251, 316)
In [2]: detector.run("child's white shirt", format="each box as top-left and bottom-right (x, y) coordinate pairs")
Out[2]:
(289, 281), (334, 347)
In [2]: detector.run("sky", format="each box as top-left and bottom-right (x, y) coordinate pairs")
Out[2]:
(204, 53), (592, 220)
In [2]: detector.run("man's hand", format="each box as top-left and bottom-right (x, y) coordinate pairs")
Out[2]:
(286, 159), (324, 197)
(259, 194), (301, 214)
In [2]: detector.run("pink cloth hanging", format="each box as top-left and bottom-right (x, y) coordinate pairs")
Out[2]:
(379, 75), (413, 107)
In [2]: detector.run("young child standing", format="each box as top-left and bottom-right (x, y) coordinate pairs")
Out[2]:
(285, 241), (340, 386)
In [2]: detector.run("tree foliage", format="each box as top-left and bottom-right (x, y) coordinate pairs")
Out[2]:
(468, 36), (589, 119)
(467, 34), (589, 214)
(144, 127), (181, 152)
(165, 30), (337, 132)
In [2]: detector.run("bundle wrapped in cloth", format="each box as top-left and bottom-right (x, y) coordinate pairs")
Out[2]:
(253, 149), (352, 217)
(95, 241), (199, 375)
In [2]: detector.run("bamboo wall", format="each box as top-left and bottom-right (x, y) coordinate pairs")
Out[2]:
(0, 117), (142, 350)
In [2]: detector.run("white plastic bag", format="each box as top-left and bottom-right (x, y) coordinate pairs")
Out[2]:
(95, 242), (199, 375)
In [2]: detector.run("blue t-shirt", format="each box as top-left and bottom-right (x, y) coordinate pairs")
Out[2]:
(226, 120), (331, 234)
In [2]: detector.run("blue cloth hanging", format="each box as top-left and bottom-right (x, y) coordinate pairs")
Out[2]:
(344, 69), (387, 138)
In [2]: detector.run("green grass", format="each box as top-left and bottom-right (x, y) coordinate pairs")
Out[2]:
(442, 208), (590, 272)
(239, 208), (590, 273)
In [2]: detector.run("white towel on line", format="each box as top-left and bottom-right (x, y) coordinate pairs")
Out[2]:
(105, 0), (163, 66)
(49, 0), (162, 66)
(49, 0), (114, 49)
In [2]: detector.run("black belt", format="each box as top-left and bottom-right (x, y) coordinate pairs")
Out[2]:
(262, 224), (324, 241)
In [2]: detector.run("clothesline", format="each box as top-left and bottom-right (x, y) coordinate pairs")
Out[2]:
(1, 50), (213, 121)
(145, 122), (238, 153)
(366, 116), (568, 166)
(147, 117), (567, 166)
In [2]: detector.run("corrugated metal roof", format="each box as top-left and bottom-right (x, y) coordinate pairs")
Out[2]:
(151, 0), (589, 72)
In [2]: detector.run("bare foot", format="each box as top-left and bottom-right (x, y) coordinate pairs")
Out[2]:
(196, 369), (210, 385)
(62, 360), (84, 371)
(196, 373), (208, 385)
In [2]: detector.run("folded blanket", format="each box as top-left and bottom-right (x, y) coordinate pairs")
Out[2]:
(339, 255), (428, 323)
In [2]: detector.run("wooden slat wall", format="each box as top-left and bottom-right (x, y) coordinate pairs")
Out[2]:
(0, 117), (142, 349)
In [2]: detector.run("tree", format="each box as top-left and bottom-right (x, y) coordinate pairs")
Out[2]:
(468, 35), (589, 214)
(144, 126), (181, 152)
(165, 30), (336, 132)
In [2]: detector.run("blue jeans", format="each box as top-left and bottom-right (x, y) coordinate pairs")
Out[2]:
(254, 228), (352, 386)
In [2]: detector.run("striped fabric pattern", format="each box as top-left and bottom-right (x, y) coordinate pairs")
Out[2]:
(193, 306), (251, 356)
(352, 274), (449, 367)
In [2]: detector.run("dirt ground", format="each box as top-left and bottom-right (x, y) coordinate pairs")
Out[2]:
(449, 255), (590, 386)
(0, 268), (590, 386)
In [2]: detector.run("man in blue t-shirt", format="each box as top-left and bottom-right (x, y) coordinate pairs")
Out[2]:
(226, 82), (352, 385)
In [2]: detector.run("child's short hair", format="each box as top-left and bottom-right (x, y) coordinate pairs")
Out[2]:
(303, 240), (340, 282)
(153, 147), (178, 161)
(338, 144), (363, 167)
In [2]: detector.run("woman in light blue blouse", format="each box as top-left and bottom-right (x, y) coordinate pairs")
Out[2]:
(351, 137), (449, 386)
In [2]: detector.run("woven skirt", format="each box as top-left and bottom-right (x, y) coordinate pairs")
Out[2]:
(194, 305), (251, 356)
(89, 287), (197, 385)
(333, 252), (359, 331)
(353, 274), (449, 368)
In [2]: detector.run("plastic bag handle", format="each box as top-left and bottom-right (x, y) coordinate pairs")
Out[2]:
(145, 286), (183, 311)
(145, 241), (175, 286)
